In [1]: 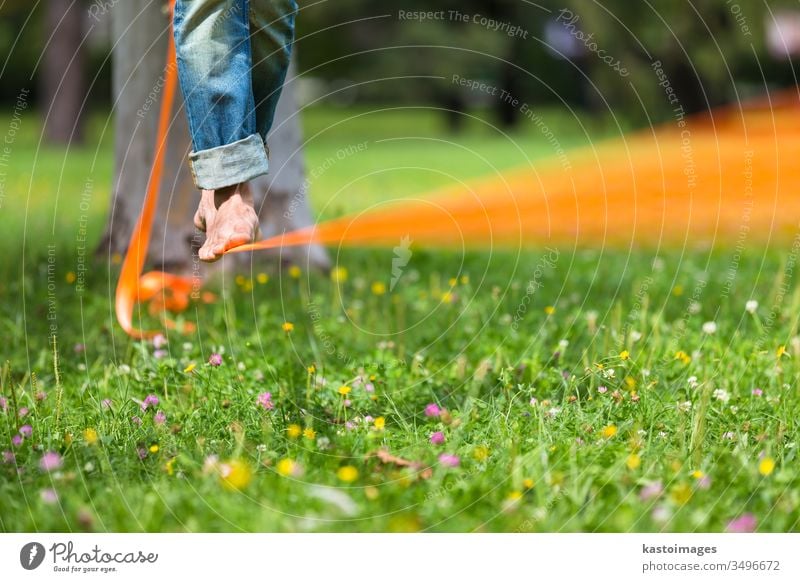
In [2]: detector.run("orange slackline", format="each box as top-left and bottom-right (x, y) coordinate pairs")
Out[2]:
(115, 1), (800, 338)
(114, 0), (187, 339)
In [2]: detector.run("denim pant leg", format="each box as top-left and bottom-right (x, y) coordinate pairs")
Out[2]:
(249, 0), (297, 140)
(173, 0), (295, 190)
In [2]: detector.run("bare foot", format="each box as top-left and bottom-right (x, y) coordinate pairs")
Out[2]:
(194, 183), (260, 262)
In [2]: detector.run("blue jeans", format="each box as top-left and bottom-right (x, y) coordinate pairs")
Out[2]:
(173, 0), (296, 190)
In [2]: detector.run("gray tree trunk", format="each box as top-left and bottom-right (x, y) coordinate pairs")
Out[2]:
(41, 0), (85, 145)
(97, 0), (329, 273)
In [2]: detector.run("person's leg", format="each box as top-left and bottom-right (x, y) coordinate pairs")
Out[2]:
(173, 0), (295, 262)
(249, 0), (297, 141)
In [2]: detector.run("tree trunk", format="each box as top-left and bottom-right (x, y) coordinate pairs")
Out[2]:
(97, 0), (328, 273)
(41, 0), (85, 145)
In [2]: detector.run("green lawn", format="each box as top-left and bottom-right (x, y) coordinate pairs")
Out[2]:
(0, 107), (797, 532)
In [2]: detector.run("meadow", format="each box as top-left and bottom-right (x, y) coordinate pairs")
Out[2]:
(0, 106), (797, 532)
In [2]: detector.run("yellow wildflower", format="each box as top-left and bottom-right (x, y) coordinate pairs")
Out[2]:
(303, 427), (316, 440)
(149, 444), (159, 454)
(288, 265), (301, 279)
(276, 458), (297, 477)
(544, 305), (555, 315)
(674, 350), (691, 365)
(331, 266), (348, 283)
(307, 364), (316, 374)
(601, 424), (618, 438)
(373, 417), (385, 430)
(256, 273), (269, 284)
(183, 362), (196, 373)
(83, 428), (98, 446)
(65, 271), (76, 284)
(338, 385), (351, 396)
(235, 275), (246, 286)
(626, 454), (641, 470)
(670, 483), (692, 505)
(286, 424), (302, 439)
(619, 350), (630, 360)
(448, 277), (458, 287)
(672, 285), (684, 296)
(522, 478), (534, 489)
(371, 281), (387, 295)
(690, 470), (705, 479)
(759, 457), (775, 476)
(282, 322), (294, 332)
(473, 445), (490, 461)
(337, 465), (359, 483)
(777, 345), (787, 358)
(220, 459), (252, 490)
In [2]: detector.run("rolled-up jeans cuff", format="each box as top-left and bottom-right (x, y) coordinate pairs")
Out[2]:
(188, 134), (269, 190)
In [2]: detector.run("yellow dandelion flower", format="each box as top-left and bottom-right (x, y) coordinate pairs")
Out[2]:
(183, 362), (196, 373)
(674, 350), (691, 365)
(544, 305), (555, 315)
(149, 444), (159, 454)
(288, 265), (301, 279)
(307, 364), (316, 374)
(507, 490), (523, 501)
(626, 454), (641, 470)
(448, 277), (458, 287)
(282, 322), (294, 332)
(371, 281), (387, 295)
(331, 266), (348, 282)
(759, 457), (775, 476)
(373, 417), (385, 430)
(619, 350), (630, 360)
(286, 424), (302, 439)
(777, 345), (787, 358)
(601, 424), (618, 438)
(220, 459), (252, 490)
(690, 469), (705, 479)
(303, 427), (316, 440)
(522, 478), (534, 489)
(164, 457), (176, 476)
(670, 483), (692, 505)
(473, 445), (490, 461)
(65, 271), (76, 284)
(256, 273), (269, 284)
(338, 385), (351, 396)
(83, 428), (98, 446)
(276, 458), (297, 477)
(672, 285), (684, 296)
(242, 280), (253, 292)
(337, 465), (359, 483)
(460, 275), (469, 285)
(235, 275), (246, 286)
(625, 376), (637, 389)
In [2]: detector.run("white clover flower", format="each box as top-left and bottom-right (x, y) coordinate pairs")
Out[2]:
(745, 300), (758, 314)
(689, 301), (702, 314)
(547, 407), (561, 418)
(702, 321), (717, 334)
(630, 330), (643, 342)
(713, 388), (730, 402)
(687, 376), (699, 389)
(603, 368), (616, 379)
(558, 339), (569, 349)
(677, 401), (692, 412)
(118, 364), (131, 374)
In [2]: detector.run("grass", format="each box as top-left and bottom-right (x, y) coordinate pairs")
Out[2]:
(0, 106), (797, 532)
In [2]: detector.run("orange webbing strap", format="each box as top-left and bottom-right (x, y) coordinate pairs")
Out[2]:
(115, 0), (185, 339)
